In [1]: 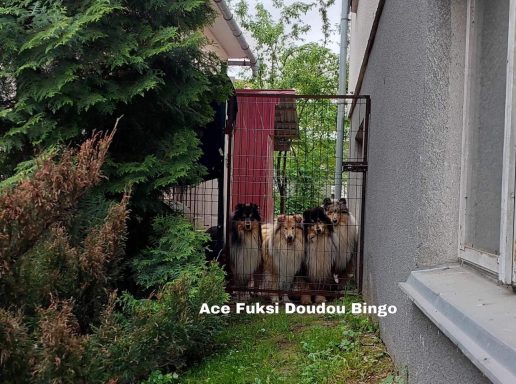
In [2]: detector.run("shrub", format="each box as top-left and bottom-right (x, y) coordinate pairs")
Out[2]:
(141, 371), (177, 384)
(0, 131), (229, 383)
(84, 264), (228, 383)
(32, 298), (85, 383)
(0, 130), (115, 282)
(0, 308), (31, 383)
(132, 215), (210, 290)
(0, 1), (232, 381)
(0, 131), (129, 383)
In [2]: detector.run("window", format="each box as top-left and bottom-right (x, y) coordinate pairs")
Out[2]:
(459, 0), (516, 284)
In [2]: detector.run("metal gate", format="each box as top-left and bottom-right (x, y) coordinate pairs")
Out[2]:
(225, 92), (370, 302)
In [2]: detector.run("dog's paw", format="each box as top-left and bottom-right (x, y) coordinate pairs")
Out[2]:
(314, 295), (326, 304)
(300, 295), (312, 305)
(238, 291), (251, 302)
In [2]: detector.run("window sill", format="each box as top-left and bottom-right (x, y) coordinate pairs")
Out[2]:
(399, 264), (516, 384)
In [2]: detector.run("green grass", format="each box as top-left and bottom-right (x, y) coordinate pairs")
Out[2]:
(178, 296), (401, 384)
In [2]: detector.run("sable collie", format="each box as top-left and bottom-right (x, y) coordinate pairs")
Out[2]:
(230, 203), (262, 287)
(323, 198), (358, 277)
(303, 207), (337, 303)
(262, 214), (304, 302)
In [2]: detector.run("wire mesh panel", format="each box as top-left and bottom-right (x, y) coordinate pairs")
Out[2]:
(166, 179), (220, 230)
(227, 92), (370, 302)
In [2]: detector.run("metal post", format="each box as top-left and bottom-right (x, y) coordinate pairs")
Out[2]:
(357, 97), (370, 292)
(334, 0), (350, 199)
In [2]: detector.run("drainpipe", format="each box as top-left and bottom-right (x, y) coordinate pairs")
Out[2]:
(334, 0), (350, 200)
(213, 0), (258, 77)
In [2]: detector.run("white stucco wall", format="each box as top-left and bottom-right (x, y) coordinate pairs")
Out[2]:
(349, 0), (496, 382)
(348, 0), (380, 93)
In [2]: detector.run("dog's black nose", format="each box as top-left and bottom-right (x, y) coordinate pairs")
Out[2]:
(316, 228), (322, 234)
(287, 235), (293, 241)
(332, 219), (338, 224)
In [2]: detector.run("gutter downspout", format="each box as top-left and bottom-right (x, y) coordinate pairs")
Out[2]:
(334, 0), (350, 199)
(213, 0), (258, 77)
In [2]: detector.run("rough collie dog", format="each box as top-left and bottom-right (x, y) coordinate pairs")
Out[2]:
(262, 214), (304, 302)
(303, 207), (337, 303)
(323, 198), (358, 278)
(230, 203), (262, 287)
(261, 222), (273, 248)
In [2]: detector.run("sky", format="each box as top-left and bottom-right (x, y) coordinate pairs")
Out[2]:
(238, 0), (342, 54)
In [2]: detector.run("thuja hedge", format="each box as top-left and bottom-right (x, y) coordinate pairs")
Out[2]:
(0, 0), (232, 244)
(0, 1), (232, 382)
(0, 132), (228, 383)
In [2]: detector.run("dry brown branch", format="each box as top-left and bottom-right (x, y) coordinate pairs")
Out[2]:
(0, 122), (120, 278)
(80, 192), (130, 281)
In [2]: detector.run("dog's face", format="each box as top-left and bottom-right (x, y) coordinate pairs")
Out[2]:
(305, 223), (318, 242)
(276, 214), (303, 244)
(233, 203), (261, 232)
(323, 197), (349, 225)
(303, 207), (333, 241)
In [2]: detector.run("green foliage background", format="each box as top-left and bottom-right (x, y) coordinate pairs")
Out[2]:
(234, 0), (346, 213)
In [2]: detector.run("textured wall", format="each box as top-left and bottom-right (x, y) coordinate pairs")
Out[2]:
(358, 0), (490, 382)
(348, 0), (380, 93)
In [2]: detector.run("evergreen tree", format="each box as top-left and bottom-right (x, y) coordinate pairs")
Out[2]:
(0, 0), (233, 276)
(0, 1), (234, 371)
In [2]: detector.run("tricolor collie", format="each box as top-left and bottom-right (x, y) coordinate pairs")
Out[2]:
(230, 203), (262, 287)
(262, 214), (304, 302)
(303, 207), (337, 304)
(323, 198), (358, 278)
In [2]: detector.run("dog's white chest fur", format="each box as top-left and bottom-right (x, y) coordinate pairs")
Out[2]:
(305, 233), (337, 283)
(269, 232), (304, 290)
(230, 231), (261, 284)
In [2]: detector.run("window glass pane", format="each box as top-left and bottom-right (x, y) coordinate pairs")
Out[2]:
(465, 0), (509, 254)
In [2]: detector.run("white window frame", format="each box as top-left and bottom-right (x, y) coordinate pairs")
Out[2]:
(459, 0), (516, 284)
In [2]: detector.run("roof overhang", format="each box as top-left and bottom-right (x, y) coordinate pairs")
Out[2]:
(204, 0), (257, 75)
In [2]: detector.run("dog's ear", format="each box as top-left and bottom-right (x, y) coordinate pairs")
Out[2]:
(303, 210), (311, 221)
(277, 214), (285, 223)
(323, 197), (332, 209)
(338, 197), (347, 205)
(232, 204), (242, 219)
(294, 214), (303, 223)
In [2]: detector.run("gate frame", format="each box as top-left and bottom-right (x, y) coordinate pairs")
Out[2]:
(224, 92), (371, 295)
